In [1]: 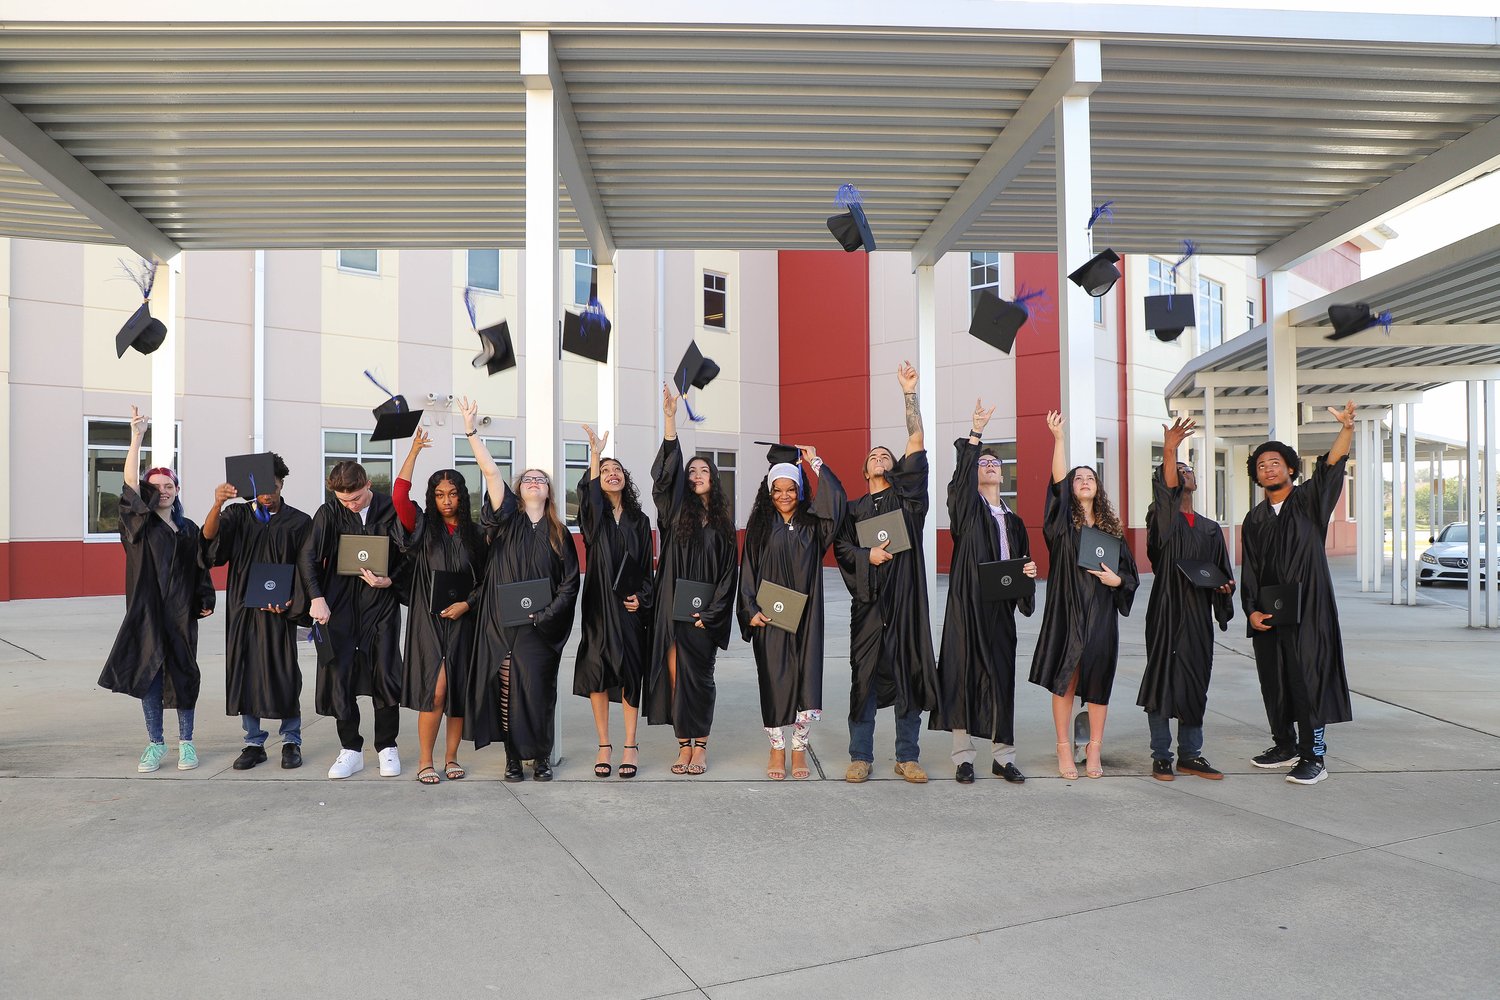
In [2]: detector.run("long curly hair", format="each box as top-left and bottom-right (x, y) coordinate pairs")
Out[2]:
(424, 469), (483, 551)
(676, 455), (736, 547)
(598, 457), (644, 522)
(744, 473), (811, 555)
(1068, 465), (1123, 538)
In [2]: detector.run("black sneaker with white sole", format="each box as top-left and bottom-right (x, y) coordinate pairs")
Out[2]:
(1251, 745), (1299, 769)
(1285, 756), (1327, 785)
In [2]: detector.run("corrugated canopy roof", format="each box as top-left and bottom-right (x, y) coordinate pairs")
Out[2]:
(0, 3), (1495, 261)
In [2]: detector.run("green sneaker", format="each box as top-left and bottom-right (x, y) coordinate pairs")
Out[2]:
(138, 743), (167, 773)
(177, 741), (199, 771)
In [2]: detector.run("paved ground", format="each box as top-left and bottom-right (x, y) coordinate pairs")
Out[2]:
(2, 556), (1497, 999)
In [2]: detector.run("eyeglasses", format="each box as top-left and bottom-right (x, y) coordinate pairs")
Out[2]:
(977, 460), (1002, 468)
(520, 475), (549, 485)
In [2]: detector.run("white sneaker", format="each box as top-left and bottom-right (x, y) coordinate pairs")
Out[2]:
(328, 749), (364, 779)
(378, 746), (401, 777)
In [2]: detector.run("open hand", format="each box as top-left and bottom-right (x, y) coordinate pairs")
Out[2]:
(896, 360), (918, 394)
(1162, 416), (1197, 453)
(662, 382), (679, 420)
(129, 404), (148, 440)
(1046, 411), (1065, 440)
(1250, 610), (1274, 632)
(458, 396), (479, 434)
(798, 445), (818, 466)
(1327, 400), (1357, 428)
(972, 398), (996, 436)
(582, 423), (610, 455)
(408, 427), (432, 454)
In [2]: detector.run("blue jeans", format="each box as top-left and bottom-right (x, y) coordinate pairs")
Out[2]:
(142, 673), (194, 744)
(849, 690), (923, 764)
(242, 715), (302, 747)
(1147, 712), (1202, 763)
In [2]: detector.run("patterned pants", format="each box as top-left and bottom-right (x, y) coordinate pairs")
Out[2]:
(766, 710), (820, 751)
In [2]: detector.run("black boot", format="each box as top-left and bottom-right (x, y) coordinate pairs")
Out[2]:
(504, 745), (524, 783)
(533, 753), (553, 782)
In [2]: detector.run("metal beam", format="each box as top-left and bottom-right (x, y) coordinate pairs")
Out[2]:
(1294, 324), (1500, 348)
(0, 95), (178, 261)
(1257, 116), (1500, 276)
(910, 39), (1099, 269)
(1195, 366), (1500, 389)
(520, 30), (614, 262)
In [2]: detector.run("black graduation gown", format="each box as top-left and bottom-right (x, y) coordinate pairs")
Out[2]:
(1027, 475), (1140, 705)
(832, 450), (939, 720)
(644, 438), (738, 739)
(297, 493), (405, 718)
(736, 465), (848, 728)
(1137, 468), (1235, 726)
(98, 485), (216, 710)
(930, 438), (1035, 745)
(203, 501), (312, 719)
(573, 471), (655, 706)
(466, 485), (581, 756)
(1239, 455), (1354, 729)
(392, 500), (486, 716)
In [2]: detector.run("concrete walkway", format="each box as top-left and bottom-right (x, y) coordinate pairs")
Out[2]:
(2, 557), (1497, 999)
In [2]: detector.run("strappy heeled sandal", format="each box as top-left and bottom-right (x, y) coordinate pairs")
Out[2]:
(1056, 742), (1079, 781)
(618, 744), (639, 779)
(594, 743), (613, 778)
(1085, 739), (1104, 779)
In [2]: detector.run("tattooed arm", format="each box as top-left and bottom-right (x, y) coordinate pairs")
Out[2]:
(897, 360), (923, 456)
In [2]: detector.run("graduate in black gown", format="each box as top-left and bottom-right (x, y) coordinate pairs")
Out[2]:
(465, 439), (581, 782)
(833, 362), (939, 784)
(574, 422), (654, 780)
(737, 444), (847, 781)
(98, 405), (216, 774)
(930, 399), (1038, 785)
(644, 384), (738, 777)
(391, 415), (486, 785)
(202, 452), (312, 771)
(1028, 410), (1139, 780)
(299, 460), (406, 780)
(1138, 417), (1234, 782)
(1240, 401), (1357, 786)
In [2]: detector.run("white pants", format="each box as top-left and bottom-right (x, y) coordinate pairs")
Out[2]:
(951, 729), (1015, 766)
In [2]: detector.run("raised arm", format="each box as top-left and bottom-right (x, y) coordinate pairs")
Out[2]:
(897, 360), (923, 456)
(1326, 400), (1356, 466)
(1047, 410), (1068, 484)
(458, 396), (506, 511)
(1161, 416), (1196, 491)
(662, 382), (678, 442)
(582, 422), (609, 479)
(397, 427), (430, 485)
(201, 482), (239, 543)
(124, 404), (147, 491)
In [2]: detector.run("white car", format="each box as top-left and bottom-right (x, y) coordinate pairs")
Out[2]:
(1418, 521), (1494, 585)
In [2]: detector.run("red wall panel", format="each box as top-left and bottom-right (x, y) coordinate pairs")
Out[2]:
(1013, 253), (1063, 578)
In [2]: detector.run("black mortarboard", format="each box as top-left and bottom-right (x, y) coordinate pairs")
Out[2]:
(225, 452), (278, 500)
(471, 320), (516, 375)
(115, 302), (168, 358)
(364, 369), (423, 442)
(1176, 559), (1231, 590)
(756, 441), (801, 465)
(673, 341), (720, 394)
(1326, 303), (1391, 341)
(825, 183), (877, 253)
(1144, 294), (1197, 343)
(562, 306), (612, 364)
(1068, 249), (1121, 297)
(968, 290), (1027, 354)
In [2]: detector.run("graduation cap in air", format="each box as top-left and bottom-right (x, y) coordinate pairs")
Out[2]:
(1143, 240), (1199, 342)
(114, 257), (167, 357)
(968, 287), (1048, 355)
(826, 183), (877, 253)
(672, 341), (720, 423)
(364, 369), (423, 442)
(464, 289), (516, 375)
(1066, 201), (1120, 297)
(562, 282), (612, 364)
(1325, 303), (1392, 341)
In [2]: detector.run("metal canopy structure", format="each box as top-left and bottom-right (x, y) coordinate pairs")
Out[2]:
(0, 4), (1494, 261)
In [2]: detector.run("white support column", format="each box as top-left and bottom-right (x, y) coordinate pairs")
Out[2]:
(916, 263), (938, 598)
(1264, 270), (1298, 448)
(252, 250), (266, 452)
(1391, 403), (1403, 607)
(1055, 93), (1096, 466)
(151, 256), (181, 470)
(1201, 386), (1218, 524)
(1355, 418), (1367, 589)
(1372, 417), (1382, 592)
(1486, 381), (1498, 628)
(596, 258), (616, 452)
(521, 32), (562, 490)
(1466, 381), (1481, 626)
(1405, 401), (1417, 605)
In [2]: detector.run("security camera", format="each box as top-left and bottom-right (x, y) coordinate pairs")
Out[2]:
(481, 415), (492, 426)
(426, 392), (438, 403)
(446, 394), (455, 404)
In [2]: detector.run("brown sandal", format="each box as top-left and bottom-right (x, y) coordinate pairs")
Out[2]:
(671, 740), (692, 775)
(687, 740), (708, 775)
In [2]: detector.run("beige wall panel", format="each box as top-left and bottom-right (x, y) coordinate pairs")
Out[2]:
(735, 251), (778, 389)
(397, 249), (453, 349)
(184, 318), (253, 403)
(17, 384), (85, 540)
(561, 357), (601, 425)
(265, 325), (325, 409)
(181, 389), (251, 496)
(264, 251), (323, 334)
(264, 400), (329, 515)
(321, 251), (400, 410)
(13, 297), (88, 390)
(185, 251), (253, 325)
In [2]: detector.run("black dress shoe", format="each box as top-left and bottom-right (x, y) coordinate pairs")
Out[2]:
(532, 758), (553, 782)
(280, 744), (302, 770)
(504, 757), (524, 782)
(955, 762), (976, 784)
(992, 761), (1027, 784)
(233, 746), (268, 771)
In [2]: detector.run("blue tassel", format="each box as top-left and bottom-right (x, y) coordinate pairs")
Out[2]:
(682, 395), (706, 423)
(463, 287), (478, 330)
(582, 295), (610, 339)
(363, 369), (397, 404)
(117, 256), (159, 300)
(248, 474), (271, 524)
(1166, 240), (1197, 308)
(306, 623), (323, 645)
(834, 183), (864, 209)
(1087, 200), (1115, 230)
(1376, 310), (1393, 333)
(1014, 284), (1051, 325)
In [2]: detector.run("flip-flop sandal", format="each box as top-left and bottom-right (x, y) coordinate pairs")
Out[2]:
(417, 766), (441, 785)
(444, 761), (466, 780)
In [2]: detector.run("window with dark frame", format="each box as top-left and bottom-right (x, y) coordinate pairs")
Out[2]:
(695, 448), (738, 523)
(322, 430), (393, 505)
(86, 419), (180, 536)
(703, 271), (727, 329)
(969, 251), (1000, 313)
(453, 435), (514, 520)
(572, 249), (596, 306)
